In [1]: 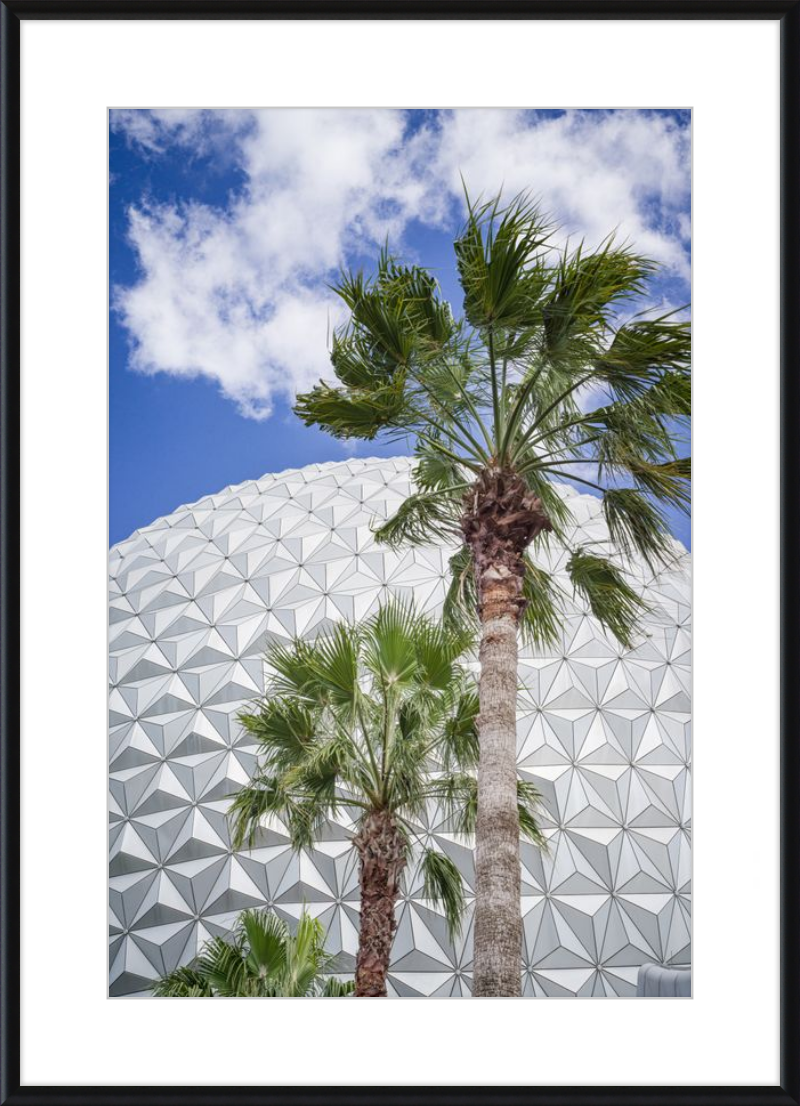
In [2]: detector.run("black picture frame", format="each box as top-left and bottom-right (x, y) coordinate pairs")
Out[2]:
(1, 2), (798, 1103)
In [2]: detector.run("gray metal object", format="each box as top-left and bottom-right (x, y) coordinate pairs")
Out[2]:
(109, 456), (692, 997)
(637, 963), (692, 997)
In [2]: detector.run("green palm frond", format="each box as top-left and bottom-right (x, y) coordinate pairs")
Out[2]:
(603, 487), (675, 572)
(281, 795), (331, 851)
(420, 848), (467, 942)
(594, 318), (691, 402)
(413, 618), (472, 693)
(439, 688), (480, 770)
(151, 965), (213, 997)
(238, 698), (316, 772)
(429, 772), (479, 837)
(334, 270), (417, 367)
(282, 913), (331, 997)
(412, 440), (470, 492)
(196, 934), (249, 997)
(307, 623), (360, 710)
(442, 546), (479, 637)
(542, 237), (656, 358)
(566, 547), (648, 649)
(372, 487), (462, 549)
(241, 909), (288, 981)
(454, 191), (553, 332)
(284, 730), (347, 799)
(517, 779), (548, 849)
(519, 557), (563, 650)
(337, 253), (456, 355)
(643, 365), (691, 418)
(294, 377), (410, 441)
(266, 638), (320, 702)
(589, 400), (676, 474)
(320, 976), (356, 997)
(371, 254), (456, 349)
(329, 332), (386, 389)
(228, 774), (289, 850)
(629, 457), (691, 511)
(363, 599), (420, 688)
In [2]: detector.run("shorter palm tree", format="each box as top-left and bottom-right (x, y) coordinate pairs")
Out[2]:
(229, 600), (545, 997)
(152, 908), (353, 997)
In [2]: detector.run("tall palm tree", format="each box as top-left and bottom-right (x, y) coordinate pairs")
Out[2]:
(152, 908), (354, 997)
(228, 600), (545, 997)
(293, 192), (691, 996)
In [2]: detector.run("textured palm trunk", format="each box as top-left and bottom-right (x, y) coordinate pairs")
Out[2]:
(463, 469), (552, 998)
(353, 808), (406, 997)
(473, 580), (523, 996)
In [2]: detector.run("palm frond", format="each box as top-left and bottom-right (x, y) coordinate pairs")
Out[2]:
(594, 318), (691, 402)
(566, 547), (648, 649)
(240, 909), (288, 981)
(442, 546), (479, 637)
(517, 778), (548, 849)
(542, 236), (656, 358)
(319, 976), (356, 997)
(588, 398), (677, 474)
(412, 618), (472, 693)
(603, 487), (675, 572)
(195, 933), (249, 997)
(307, 623), (360, 710)
(439, 688), (480, 770)
(228, 774), (289, 850)
(363, 599), (420, 688)
(372, 487), (461, 549)
(412, 440), (469, 492)
(238, 698), (316, 773)
(281, 795), (332, 851)
(455, 191), (552, 332)
(643, 366), (691, 418)
(282, 913), (333, 997)
(566, 546), (646, 645)
(280, 740), (348, 842)
(629, 457), (691, 511)
(371, 255), (456, 350)
(151, 966), (213, 997)
(329, 331), (386, 388)
(420, 847), (467, 942)
(428, 772), (478, 837)
(519, 557), (563, 650)
(334, 274), (418, 368)
(266, 638), (321, 702)
(294, 377), (409, 441)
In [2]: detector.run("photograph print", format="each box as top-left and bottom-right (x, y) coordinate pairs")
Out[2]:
(108, 108), (691, 999)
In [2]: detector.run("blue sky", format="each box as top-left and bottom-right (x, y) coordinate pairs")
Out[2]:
(110, 108), (691, 547)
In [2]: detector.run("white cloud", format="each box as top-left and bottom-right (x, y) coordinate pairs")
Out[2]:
(432, 109), (690, 273)
(112, 108), (690, 420)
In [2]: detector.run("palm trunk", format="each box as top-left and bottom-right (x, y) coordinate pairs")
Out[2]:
(353, 808), (406, 997)
(463, 468), (552, 998)
(473, 576), (523, 996)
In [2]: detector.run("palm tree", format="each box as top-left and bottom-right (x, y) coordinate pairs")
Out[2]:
(228, 600), (545, 997)
(293, 192), (691, 996)
(152, 908), (354, 997)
